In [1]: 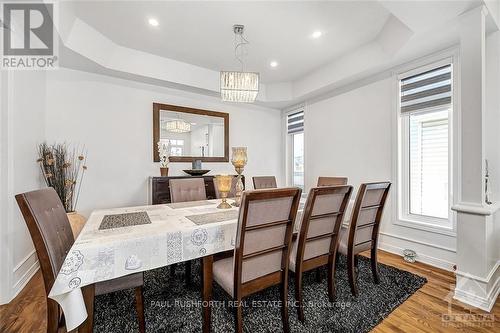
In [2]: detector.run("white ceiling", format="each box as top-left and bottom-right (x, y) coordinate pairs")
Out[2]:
(57, 0), (491, 108)
(71, 1), (391, 83)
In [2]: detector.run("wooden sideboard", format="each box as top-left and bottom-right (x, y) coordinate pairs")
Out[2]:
(150, 175), (245, 204)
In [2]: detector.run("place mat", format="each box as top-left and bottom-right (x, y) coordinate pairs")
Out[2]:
(186, 210), (239, 225)
(99, 212), (151, 230)
(166, 201), (213, 209)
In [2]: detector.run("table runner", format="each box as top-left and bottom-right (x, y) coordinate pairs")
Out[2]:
(49, 197), (353, 331)
(186, 210), (239, 225)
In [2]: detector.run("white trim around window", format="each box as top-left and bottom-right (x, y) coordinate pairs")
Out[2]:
(392, 48), (460, 237)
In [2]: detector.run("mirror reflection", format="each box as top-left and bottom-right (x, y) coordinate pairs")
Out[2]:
(159, 110), (225, 158)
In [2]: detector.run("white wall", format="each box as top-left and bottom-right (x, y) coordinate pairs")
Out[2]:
(485, 31), (500, 203)
(45, 69), (283, 217)
(485, 31), (500, 301)
(305, 76), (456, 270)
(0, 71), (46, 304)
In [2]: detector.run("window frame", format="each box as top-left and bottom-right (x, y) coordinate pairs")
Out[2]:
(394, 54), (458, 236)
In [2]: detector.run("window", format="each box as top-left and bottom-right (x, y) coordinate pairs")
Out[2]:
(293, 132), (304, 188)
(409, 110), (449, 219)
(399, 62), (452, 229)
(286, 110), (304, 189)
(169, 139), (184, 156)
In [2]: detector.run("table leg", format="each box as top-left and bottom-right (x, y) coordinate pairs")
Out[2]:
(202, 255), (213, 333)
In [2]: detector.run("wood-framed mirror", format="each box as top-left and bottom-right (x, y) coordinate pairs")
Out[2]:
(153, 103), (229, 162)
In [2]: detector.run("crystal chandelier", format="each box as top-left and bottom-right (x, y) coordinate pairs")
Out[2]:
(165, 119), (191, 133)
(220, 25), (259, 103)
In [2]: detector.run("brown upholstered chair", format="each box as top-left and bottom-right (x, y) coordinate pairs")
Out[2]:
(213, 176), (237, 198)
(337, 182), (391, 297)
(169, 178), (207, 203)
(169, 178), (207, 284)
(289, 185), (352, 321)
(202, 187), (302, 333)
(15, 188), (145, 333)
(252, 176), (277, 189)
(317, 176), (348, 187)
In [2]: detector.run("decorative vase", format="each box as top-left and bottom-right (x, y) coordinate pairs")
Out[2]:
(66, 212), (86, 238)
(231, 147), (248, 207)
(160, 167), (169, 177)
(215, 175), (233, 209)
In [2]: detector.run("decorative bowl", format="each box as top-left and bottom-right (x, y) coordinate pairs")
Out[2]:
(183, 169), (210, 176)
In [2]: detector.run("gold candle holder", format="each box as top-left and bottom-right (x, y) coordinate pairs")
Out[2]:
(231, 147), (247, 207)
(215, 175), (233, 209)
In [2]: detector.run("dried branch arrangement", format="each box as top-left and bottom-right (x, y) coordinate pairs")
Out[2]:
(37, 143), (88, 212)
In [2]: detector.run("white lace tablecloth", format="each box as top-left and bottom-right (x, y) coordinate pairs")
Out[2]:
(49, 197), (353, 331)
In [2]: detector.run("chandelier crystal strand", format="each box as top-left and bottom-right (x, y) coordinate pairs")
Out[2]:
(220, 71), (259, 102)
(165, 119), (191, 133)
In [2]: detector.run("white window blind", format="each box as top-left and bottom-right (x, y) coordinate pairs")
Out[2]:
(409, 111), (449, 219)
(401, 64), (451, 114)
(287, 110), (304, 134)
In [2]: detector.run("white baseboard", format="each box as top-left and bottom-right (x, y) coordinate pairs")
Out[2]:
(378, 240), (455, 272)
(454, 264), (500, 312)
(11, 250), (39, 300)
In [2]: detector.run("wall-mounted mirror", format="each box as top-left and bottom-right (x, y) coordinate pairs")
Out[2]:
(153, 103), (229, 162)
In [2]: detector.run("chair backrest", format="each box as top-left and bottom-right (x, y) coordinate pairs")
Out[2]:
(233, 188), (301, 295)
(317, 177), (348, 187)
(348, 182), (391, 255)
(252, 176), (277, 189)
(213, 176), (237, 198)
(15, 188), (74, 296)
(169, 178), (207, 203)
(295, 185), (352, 267)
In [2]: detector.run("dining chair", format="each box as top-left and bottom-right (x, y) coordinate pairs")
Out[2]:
(169, 178), (207, 203)
(289, 185), (352, 322)
(337, 182), (391, 297)
(169, 178), (207, 284)
(317, 176), (348, 187)
(15, 188), (145, 333)
(252, 176), (277, 189)
(202, 187), (302, 333)
(213, 176), (237, 198)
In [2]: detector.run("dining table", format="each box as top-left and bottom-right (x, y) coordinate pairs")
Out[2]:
(49, 194), (354, 332)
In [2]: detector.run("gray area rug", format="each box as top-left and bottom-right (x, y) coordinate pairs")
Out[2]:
(94, 255), (426, 332)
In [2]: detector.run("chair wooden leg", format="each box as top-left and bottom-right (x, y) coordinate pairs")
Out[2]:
(46, 299), (60, 333)
(234, 298), (243, 333)
(78, 284), (95, 333)
(315, 268), (321, 283)
(281, 278), (290, 333)
(185, 260), (192, 286)
(202, 256), (213, 333)
(294, 271), (305, 322)
(371, 248), (380, 284)
(327, 262), (336, 302)
(134, 287), (146, 333)
(347, 253), (359, 297)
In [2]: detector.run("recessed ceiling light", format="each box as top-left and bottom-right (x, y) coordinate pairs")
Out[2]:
(270, 61), (278, 68)
(148, 18), (159, 27)
(311, 30), (322, 39)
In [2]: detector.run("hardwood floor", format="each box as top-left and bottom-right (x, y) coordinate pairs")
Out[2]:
(0, 250), (498, 332)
